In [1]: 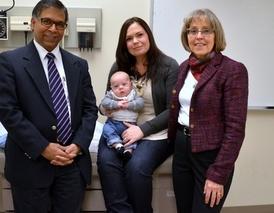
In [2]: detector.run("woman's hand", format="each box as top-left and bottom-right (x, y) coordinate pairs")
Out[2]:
(204, 179), (224, 207)
(122, 122), (144, 147)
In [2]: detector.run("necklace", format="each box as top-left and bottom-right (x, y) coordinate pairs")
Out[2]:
(131, 74), (147, 96)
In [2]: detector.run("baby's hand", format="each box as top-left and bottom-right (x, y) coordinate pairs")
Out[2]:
(118, 100), (129, 109)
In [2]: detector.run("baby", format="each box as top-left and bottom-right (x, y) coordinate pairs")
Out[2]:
(101, 71), (144, 160)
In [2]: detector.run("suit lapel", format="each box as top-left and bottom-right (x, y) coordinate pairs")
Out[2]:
(195, 52), (223, 91)
(23, 42), (55, 114)
(61, 49), (80, 122)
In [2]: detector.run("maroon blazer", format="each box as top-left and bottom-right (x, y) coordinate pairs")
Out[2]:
(168, 52), (248, 184)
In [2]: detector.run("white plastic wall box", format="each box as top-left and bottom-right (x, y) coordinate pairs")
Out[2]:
(10, 16), (31, 31)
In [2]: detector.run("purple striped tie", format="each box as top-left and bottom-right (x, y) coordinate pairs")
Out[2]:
(47, 53), (71, 144)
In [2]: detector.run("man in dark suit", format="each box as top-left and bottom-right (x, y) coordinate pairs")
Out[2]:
(0, 0), (98, 212)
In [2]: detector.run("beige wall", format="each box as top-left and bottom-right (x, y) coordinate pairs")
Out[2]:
(225, 110), (274, 206)
(1, 0), (274, 207)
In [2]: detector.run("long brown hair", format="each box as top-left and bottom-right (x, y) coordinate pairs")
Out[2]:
(115, 17), (163, 80)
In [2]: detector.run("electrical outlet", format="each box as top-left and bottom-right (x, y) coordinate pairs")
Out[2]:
(0, 16), (8, 40)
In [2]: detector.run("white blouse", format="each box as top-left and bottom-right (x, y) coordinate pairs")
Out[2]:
(178, 71), (197, 127)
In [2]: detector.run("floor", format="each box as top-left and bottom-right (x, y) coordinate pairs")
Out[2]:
(221, 205), (274, 213)
(1, 206), (274, 213)
(81, 205), (274, 213)
(79, 205), (274, 213)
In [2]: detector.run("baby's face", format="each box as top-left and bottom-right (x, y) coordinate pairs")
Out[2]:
(110, 73), (132, 97)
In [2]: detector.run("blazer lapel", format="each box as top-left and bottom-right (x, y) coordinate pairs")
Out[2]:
(195, 52), (223, 91)
(24, 42), (55, 113)
(61, 49), (80, 122)
(177, 62), (189, 90)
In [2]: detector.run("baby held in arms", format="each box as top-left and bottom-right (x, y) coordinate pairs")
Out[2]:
(100, 71), (144, 161)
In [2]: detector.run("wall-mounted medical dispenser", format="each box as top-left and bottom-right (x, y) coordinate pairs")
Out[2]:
(76, 18), (96, 51)
(10, 16), (32, 45)
(76, 18), (96, 33)
(10, 16), (31, 31)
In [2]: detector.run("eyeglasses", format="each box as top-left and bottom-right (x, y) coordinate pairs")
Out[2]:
(187, 28), (214, 37)
(39, 17), (67, 30)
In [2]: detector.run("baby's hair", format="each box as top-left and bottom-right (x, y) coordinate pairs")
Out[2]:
(110, 71), (130, 84)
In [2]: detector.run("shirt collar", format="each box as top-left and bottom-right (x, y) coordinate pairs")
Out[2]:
(33, 39), (61, 61)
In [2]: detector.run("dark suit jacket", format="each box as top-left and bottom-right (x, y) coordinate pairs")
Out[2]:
(0, 41), (98, 188)
(168, 52), (248, 184)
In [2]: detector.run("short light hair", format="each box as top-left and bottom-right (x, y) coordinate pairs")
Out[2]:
(110, 71), (131, 87)
(181, 8), (226, 52)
